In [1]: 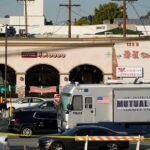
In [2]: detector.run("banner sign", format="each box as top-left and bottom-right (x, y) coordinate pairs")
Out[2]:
(116, 67), (143, 78)
(30, 86), (56, 94)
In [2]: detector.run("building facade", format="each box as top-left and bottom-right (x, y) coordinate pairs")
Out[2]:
(0, 38), (150, 98)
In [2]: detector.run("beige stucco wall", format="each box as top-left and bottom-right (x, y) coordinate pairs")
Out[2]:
(0, 45), (113, 87)
(0, 46), (112, 73)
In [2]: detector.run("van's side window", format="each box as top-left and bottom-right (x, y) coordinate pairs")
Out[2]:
(85, 97), (92, 109)
(72, 95), (83, 110)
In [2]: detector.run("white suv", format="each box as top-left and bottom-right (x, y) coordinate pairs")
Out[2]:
(7, 97), (47, 112)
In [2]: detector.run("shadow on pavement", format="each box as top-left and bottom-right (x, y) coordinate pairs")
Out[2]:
(9, 146), (39, 150)
(130, 142), (150, 150)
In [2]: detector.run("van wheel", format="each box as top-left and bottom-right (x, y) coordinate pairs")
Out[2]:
(21, 126), (33, 136)
(106, 142), (119, 150)
(50, 142), (64, 150)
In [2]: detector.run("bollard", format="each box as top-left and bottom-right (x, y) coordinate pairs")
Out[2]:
(136, 135), (141, 150)
(24, 144), (27, 150)
(84, 135), (88, 150)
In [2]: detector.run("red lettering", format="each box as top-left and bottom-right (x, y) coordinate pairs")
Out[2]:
(141, 52), (150, 58)
(132, 51), (139, 59)
(38, 52), (42, 58)
(123, 50), (131, 59)
(136, 42), (139, 46)
(43, 52), (48, 58)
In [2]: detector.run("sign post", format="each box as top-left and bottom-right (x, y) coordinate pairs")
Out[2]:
(9, 85), (12, 117)
(54, 94), (61, 105)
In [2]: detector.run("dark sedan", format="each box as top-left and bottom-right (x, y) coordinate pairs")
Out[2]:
(38, 125), (129, 150)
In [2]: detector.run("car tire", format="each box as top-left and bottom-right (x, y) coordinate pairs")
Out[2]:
(21, 126), (33, 136)
(50, 142), (64, 150)
(106, 142), (119, 150)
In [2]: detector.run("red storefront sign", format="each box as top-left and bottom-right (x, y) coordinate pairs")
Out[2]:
(21, 52), (66, 58)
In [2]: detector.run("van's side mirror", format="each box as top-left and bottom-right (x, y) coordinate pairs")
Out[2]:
(67, 104), (72, 110)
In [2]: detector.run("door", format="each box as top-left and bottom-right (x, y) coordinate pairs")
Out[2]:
(75, 128), (100, 150)
(34, 112), (57, 134)
(70, 95), (95, 126)
(83, 97), (95, 123)
(69, 95), (84, 127)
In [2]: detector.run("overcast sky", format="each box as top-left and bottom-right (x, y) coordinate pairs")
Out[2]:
(0, 0), (150, 24)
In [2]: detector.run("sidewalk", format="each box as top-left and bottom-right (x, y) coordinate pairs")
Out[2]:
(0, 117), (9, 132)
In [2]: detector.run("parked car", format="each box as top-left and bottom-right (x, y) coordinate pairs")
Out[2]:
(38, 125), (129, 150)
(0, 134), (9, 150)
(8, 110), (58, 136)
(16, 100), (56, 112)
(7, 97), (47, 112)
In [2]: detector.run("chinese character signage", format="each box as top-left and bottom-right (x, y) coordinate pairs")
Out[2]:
(123, 50), (150, 59)
(116, 67), (143, 78)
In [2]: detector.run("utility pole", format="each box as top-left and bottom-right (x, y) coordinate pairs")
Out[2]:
(60, 0), (80, 38)
(24, 0), (28, 35)
(123, 0), (126, 37)
(112, 0), (138, 37)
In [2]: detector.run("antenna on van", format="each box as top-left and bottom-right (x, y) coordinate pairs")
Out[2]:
(75, 82), (79, 86)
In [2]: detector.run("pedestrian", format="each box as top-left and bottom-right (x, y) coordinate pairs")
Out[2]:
(0, 96), (7, 118)
(0, 95), (3, 111)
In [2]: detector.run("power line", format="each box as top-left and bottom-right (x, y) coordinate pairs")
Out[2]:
(129, 2), (148, 35)
(112, 0), (138, 37)
(59, 0), (80, 38)
(136, 2), (150, 10)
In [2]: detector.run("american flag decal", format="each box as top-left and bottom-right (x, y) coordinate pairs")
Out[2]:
(97, 96), (110, 104)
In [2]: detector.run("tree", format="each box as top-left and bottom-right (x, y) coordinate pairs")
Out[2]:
(74, 2), (123, 25)
(4, 15), (9, 18)
(74, 17), (89, 25)
(93, 2), (123, 24)
(44, 18), (53, 25)
(140, 11), (150, 19)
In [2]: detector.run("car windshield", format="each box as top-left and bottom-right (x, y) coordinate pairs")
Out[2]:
(61, 94), (71, 111)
